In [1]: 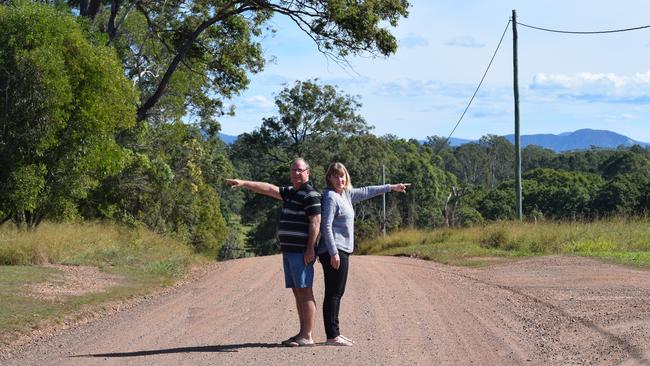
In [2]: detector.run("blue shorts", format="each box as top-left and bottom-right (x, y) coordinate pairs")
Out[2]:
(282, 252), (314, 288)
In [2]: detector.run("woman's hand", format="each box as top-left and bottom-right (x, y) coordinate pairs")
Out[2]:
(225, 179), (243, 188)
(330, 253), (340, 270)
(390, 183), (411, 192)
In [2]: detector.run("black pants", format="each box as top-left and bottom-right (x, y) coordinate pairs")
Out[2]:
(319, 251), (350, 339)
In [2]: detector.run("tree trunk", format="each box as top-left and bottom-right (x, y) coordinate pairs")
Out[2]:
(107, 0), (121, 40)
(136, 3), (251, 122)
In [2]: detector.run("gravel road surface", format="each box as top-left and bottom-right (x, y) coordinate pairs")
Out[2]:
(3, 255), (650, 365)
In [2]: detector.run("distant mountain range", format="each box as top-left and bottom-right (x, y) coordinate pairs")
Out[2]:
(219, 133), (238, 144)
(502, 129), (649, 151)
(220, 129), (649, 152)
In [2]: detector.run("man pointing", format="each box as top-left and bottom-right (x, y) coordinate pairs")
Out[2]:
(226, 158), (321, 347)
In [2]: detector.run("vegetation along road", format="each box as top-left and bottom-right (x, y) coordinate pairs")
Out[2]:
(3, 254), (650, 365)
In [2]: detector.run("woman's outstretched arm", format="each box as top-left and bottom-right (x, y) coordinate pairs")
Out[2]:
(349, 183), (410, 204)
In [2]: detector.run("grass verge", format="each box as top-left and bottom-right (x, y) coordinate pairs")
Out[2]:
(358, 218), (650, 268)
(0, 221), (205, 347)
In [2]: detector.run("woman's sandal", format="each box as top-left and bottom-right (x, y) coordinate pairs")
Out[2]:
(325, 336), (354, 347)
(281, 335), (298, 346)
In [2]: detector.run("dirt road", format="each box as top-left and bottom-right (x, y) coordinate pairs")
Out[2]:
(4, 255), (650, 365)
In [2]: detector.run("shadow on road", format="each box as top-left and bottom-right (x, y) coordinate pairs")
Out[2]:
(70, 343), (284, 358)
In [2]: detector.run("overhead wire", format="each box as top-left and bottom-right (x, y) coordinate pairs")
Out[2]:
(516, 22), (650, 34)
(441, 19), (511, 148)
(439, 18), (650, 149)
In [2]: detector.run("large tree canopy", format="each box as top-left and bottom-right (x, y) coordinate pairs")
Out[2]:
(236, 79), (371, 164)
(61, 0), (410, 122)
(0, 2), (138, 228)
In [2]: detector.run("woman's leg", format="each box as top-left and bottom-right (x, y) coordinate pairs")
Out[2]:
(320, 251), (349, 340)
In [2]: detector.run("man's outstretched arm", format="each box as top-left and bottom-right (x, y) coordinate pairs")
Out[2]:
(225, 179), (282, 200)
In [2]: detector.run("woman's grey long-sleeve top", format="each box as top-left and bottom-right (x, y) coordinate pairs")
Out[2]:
(318, 185), (391, 256)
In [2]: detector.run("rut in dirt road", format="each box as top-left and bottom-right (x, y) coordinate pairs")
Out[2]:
(4, 255), (650, 365)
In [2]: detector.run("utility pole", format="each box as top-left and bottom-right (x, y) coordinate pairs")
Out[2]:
(512, 9), (523, 220)
(382, 164), (386, 236)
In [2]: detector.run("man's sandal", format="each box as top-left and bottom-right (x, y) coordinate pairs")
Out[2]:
(282, 336), (314, 347)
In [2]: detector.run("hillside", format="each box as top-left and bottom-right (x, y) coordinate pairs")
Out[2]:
(221, 129), (649, 151)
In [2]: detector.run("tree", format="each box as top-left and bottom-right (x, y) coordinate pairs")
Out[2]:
(549, 148), (615, 174)
(478, 188), (515, 221)
(479, 134), (514, 188)
(522, 168), (602, 219)
(230, 80), (371, 253)
(599, 150), (650, 180)
(82, 121), (231, 254)
(0, 2), (138, 229)
(235, 79), (371, 164)
(593, 174), (643, 216)
(452, 143), (489, 187)
(521, 144), (555, 172)
(62, 0), (410, 122)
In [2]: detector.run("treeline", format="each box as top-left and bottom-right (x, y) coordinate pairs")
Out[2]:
(0, 1), (410, 258)
(228, 83), (650, 254)
(2, 2), (648, 259)
(431, 138), (650, 225)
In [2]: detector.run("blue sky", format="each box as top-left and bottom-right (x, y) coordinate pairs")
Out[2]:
(219, 0), (650, 142)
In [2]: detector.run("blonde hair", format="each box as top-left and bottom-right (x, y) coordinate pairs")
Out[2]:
(325, 162), (352, 191)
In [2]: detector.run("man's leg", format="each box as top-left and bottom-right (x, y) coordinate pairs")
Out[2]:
(291, 288), (304, 336)
(293, 287), (316, 341)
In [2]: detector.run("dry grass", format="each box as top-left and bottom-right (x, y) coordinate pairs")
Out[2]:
(359, 218), (650, 267)
(0, 221), (206, 345)
(0, 221), (198, 273)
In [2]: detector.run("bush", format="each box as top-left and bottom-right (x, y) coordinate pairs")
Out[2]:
(457, 206), (483, 227)
(480, 227), (509, 249)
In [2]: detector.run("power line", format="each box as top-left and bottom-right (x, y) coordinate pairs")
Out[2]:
(516, 22), (650, 34)
(442, 19), (511, 147)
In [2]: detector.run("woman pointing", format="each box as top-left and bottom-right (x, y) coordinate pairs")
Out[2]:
(318, 162), (409, 346)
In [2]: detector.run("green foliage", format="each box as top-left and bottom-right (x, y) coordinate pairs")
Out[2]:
(231, 80), (376, 253)
(453, 143), (650, 222)
(65, 0), (410, 121)
(599, 150), (650, 180)
(233, 79), (371, 168)
(0, 2), (137, 228)
(230, 83), (456, 252)
(478, 188), (515, 220)
(479, 135), (514, 188)
(521, 145), (555, 172)
(82, 122), (230, 255)
(522, 168), (603, 219)
(245, 209), (280, 256)
(456, 206), (484, 227)
(593, 173), (649, 215)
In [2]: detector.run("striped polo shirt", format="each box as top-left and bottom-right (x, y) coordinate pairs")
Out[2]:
(278, 182), (321, 252)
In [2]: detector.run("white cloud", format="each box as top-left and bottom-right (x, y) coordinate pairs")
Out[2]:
(444, 36), (484, 48)
(621, 113), (638, 120)
(399, 33), (429, 48)
(244, 95), (274, 109)
(530, 70), (650, 102)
